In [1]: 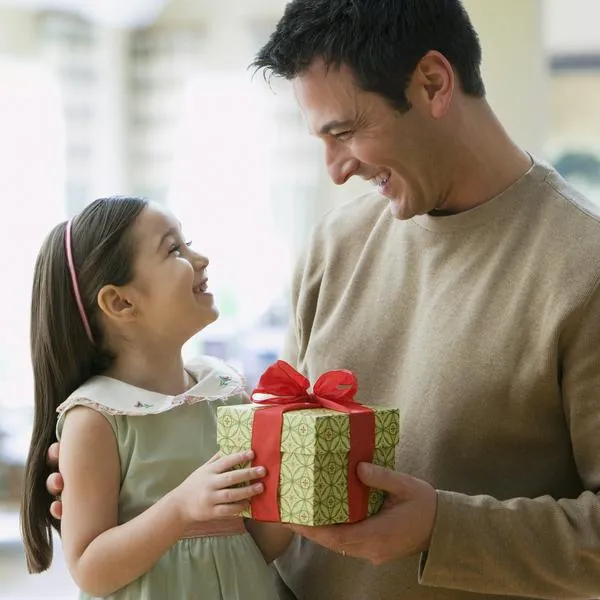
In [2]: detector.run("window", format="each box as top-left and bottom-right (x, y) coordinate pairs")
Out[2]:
(0, 61), (67, 464)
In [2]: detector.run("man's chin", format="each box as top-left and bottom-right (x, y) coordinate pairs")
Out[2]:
(388, 198), (415, 221)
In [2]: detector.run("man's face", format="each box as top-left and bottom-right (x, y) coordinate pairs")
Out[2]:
(293, 60), (443, 220)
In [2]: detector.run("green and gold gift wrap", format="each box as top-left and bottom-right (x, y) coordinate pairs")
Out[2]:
(216, 404), (400, 526)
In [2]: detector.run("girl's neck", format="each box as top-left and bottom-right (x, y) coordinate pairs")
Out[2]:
(105, 350), (194, 396)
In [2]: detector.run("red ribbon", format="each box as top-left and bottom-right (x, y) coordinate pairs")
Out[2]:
(249, 360), (375, 523)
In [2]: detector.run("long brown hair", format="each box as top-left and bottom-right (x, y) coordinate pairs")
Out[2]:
(21, 196), (147, 573)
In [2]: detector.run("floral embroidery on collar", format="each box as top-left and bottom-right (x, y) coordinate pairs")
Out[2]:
(217, 375), (232, 387)
(134, 401), (153, 409)
(57, 356), (248, 417)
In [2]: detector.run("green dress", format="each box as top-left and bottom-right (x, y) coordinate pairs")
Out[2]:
(56, 356), (278, 600)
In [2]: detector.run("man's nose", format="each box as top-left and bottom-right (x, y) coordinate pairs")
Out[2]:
(325, 143), (360, 185)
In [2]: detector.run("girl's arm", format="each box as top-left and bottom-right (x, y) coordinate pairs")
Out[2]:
(59, 406), (264, 597)
(245, 520), (294, 563)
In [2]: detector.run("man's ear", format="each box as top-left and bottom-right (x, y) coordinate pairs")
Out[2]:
(409, 50), (455, 119)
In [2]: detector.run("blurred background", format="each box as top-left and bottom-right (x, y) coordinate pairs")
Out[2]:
(1, 0), (599, 597)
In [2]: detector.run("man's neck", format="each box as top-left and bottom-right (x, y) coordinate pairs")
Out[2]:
(437, 100), (533, 215)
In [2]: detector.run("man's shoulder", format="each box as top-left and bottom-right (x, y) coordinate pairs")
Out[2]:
(537, 164), (600, 257)
(542, 165), (600, 227)
(519, 162), (600, 296)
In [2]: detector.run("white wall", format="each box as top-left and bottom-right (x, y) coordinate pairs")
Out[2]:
(462, 0), (547, 157)
(545, 0), (600, 54)
(89, 29), (129, 197)
(0, 6), (37, 55)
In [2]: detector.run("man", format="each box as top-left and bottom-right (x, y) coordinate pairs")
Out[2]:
(48, 1), (600, 599)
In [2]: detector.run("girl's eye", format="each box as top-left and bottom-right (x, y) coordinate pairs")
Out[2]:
(185, 240), (193, 248)
(169, 241), (193, 256)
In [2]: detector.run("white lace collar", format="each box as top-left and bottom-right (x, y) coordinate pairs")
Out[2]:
(57, 356), (247, 417)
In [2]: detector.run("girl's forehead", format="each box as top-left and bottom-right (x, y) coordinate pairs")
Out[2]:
(134, 204), (181, 237)
(143, 202), (179, 226)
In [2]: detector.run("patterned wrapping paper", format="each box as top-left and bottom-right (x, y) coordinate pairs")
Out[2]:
(217, 404), (400, 525)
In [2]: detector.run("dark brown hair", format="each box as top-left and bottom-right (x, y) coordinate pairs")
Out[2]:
(252, 0), (485, 113)
(21, 196), (147, 573)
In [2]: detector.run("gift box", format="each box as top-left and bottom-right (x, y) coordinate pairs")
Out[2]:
(216, 361), (399, 526)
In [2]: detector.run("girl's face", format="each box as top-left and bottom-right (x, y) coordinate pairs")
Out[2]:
(123, 203), (218, 346)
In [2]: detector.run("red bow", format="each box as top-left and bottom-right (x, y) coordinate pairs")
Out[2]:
(250, 361), (375, 523)
(252, 359), (359, 407)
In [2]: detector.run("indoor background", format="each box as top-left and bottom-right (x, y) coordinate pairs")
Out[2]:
(1, 0), (599, 596)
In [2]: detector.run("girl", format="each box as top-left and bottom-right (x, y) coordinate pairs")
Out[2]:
(21, 196), (290, 599)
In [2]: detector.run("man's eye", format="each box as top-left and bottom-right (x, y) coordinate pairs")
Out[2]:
(333, 131), (353, 142)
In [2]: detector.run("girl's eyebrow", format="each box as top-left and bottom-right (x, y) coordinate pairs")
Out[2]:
(156, 226), (178, 251)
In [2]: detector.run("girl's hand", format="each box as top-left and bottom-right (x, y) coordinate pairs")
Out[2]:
(174, 450), (265, 524)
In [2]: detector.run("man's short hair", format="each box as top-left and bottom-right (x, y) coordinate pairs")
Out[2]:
(252, 0), (485, 113)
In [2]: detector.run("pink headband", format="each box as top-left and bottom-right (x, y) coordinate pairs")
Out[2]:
(65, 219), (94, 344)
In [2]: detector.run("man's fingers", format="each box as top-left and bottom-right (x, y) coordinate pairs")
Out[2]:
(46, 443), (60, 467)
(46, 466), (63, 521)
(292, 518), (383, 560)
(46, 472), (64, 496)
(291, 523), (361, 558)
(357, 462), (409, 496)
(49, 500), (62, 521)
(291, 523), (347, 549)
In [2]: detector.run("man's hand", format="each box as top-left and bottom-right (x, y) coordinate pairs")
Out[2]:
(46, 442), (64, 520)
(291, 462), (438, 565)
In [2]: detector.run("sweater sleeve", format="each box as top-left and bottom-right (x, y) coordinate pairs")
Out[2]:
(419, 279), (600, 599)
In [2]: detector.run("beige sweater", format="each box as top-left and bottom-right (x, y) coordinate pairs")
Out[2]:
(274, 160), (600, 600)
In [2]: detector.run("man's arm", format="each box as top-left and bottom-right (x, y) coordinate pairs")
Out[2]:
(416, 280), (600, 598)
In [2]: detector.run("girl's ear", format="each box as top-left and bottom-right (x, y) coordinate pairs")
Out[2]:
(97, 285), (137, 323)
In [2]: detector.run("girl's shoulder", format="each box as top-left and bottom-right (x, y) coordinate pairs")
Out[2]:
(55, 376), (122, 441)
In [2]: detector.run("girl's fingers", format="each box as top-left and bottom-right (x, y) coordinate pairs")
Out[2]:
(215, 466), (266, 489)
(206, 452), (222, 465)
(213, 500), (251, 518)
(213, 482), (264, 505)
(210, 450), (256, 474)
